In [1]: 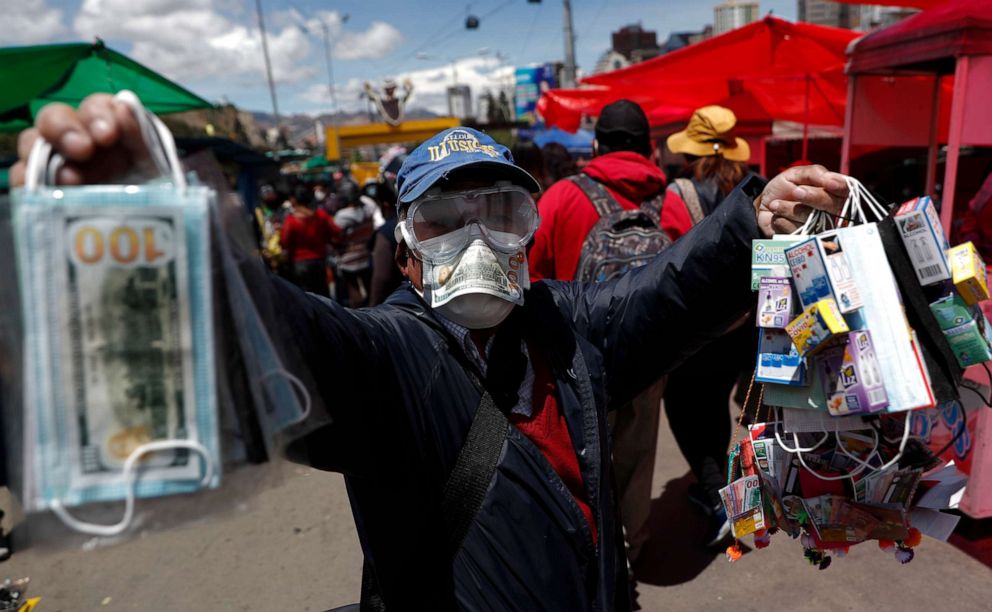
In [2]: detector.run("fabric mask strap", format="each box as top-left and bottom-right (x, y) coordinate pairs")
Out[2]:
(259, 368), (312, 427)
(49, 439), (216, 537)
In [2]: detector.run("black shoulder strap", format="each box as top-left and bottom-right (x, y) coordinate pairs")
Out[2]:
(441, 389), (510, 554)
(570, 173), (623, 218)
(360, 311), (510, 608)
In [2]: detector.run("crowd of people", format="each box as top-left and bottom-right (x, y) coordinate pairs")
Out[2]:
(261, 139), (589, 310)
(254, 171), (396, 307)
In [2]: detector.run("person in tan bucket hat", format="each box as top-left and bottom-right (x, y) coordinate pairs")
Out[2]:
(667, 105), (751, 162)
(662, 104), (761, 549)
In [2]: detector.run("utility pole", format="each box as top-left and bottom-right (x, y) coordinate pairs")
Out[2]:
(254, 0), (281, 139)
(561, 0), (577, 87)
(320, 21), (338, 125)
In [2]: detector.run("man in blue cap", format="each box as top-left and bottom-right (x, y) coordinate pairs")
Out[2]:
(13, 97), (849, 609)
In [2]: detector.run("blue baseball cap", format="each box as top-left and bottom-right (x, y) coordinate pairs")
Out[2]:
(395, 128), (541, 205)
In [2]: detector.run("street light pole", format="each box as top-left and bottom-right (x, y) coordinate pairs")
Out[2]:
(561, 0), (577, 87)
(319, 21), (338, 125)
(254, 0), (281, 137)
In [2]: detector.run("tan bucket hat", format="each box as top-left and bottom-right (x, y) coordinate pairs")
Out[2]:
(666, 105), (750, 162)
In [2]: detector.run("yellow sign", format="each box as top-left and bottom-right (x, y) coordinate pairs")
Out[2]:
(326, 117), (460, 161)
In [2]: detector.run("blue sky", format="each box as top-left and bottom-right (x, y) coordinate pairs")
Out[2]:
(8, 0), (798, 115)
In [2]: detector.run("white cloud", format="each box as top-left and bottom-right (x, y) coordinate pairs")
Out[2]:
(74, 0), (314, 84)
(1, 0), (67, 45)
(291, 11), (403, 61)
(334, 22), (403, 60)
(294, 55), (515, 117)
(72, 1), (403, 91)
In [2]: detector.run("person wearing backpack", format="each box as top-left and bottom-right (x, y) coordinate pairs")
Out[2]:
(663, 106), (762, 548)
(528, 100), (694, 585)
(13, 94), (850, 608)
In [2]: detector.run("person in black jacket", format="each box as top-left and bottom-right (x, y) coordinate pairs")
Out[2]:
(12, 96), (849, 610)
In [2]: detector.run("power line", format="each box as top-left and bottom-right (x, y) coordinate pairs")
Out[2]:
(517, 0), (544, 61)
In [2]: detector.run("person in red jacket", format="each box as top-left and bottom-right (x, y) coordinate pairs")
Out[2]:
(280, 184), (334, 298)
(529, 106), (692, 282)
(529, 101), (692, 594)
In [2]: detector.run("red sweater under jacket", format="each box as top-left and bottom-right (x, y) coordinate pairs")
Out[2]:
(529, 151), (693, 281)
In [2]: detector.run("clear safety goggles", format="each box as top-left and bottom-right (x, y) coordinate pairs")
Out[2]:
(399, 184), (539, 262)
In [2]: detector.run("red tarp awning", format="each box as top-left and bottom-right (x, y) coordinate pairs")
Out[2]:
(848, 0), (992, 74)
(538, 17), (859, 133)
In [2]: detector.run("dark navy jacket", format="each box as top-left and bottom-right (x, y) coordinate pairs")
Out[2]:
(282, 179), (764, 610)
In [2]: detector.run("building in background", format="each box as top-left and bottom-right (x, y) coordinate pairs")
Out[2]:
(593, 50), (632, 74)
(611, 24), (663, 63)
(447, 85), (473, 120)
(798, 0), (858, 29)
(662, 25), (714, 54)
(798, 1), (918, 32)
(858, 5), (918, 31)
(713, 0), (759, 35)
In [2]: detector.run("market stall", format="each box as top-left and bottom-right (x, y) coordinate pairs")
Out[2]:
(0, 40), (213, 132)
(537, 17), (858, 170)
(842, 0), (992, 232)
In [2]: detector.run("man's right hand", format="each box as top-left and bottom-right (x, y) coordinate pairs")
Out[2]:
(10, 93), (154, 188)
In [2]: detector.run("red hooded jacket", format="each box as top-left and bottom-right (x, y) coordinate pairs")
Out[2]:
(529, 151), (693, 281)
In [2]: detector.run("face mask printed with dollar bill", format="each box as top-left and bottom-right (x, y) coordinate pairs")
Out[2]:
(421, 233), (528, 309)
(11, 91), (220, 536)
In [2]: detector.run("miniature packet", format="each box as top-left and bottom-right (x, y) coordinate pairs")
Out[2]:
(785, 235), (862, 313)
(948, 241), (989, 306)
(756, 329), (806, 385)
(943, 312), (992, 367)
(757, 277), (792, 328)
(819, 331), (888, 416)
(785, 298), (850, 356)
(751, 238), (800, 290)
(929, 293), (976, 331)
(719, 475), (766, 538)
(893, 196), (951, 286)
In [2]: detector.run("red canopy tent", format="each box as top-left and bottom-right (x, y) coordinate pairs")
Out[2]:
(842, 0), (992, 232)
(537, 17), (859, 164)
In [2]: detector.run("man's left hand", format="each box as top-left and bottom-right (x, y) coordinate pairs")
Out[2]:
(757, 165), (849, 237)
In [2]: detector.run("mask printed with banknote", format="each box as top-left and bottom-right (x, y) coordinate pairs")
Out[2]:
(11, 92), (221, 534)
(421, 234), (527, 329)
(13, 185), (221, 517)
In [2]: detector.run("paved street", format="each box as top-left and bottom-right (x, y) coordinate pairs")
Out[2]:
(5, 403), (991, 611)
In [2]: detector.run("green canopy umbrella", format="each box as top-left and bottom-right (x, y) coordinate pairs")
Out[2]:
(0, 40), (213, 132)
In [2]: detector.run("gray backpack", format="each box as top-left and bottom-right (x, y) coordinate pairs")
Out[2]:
(570, 173), (672, 283)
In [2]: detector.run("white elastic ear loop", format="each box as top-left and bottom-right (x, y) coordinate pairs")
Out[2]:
(835, 427), (882, 472)
(49, 439), (215, 537)
(259, 368), (312, 427)
(867, 414), (912, 473)
(113, 90), (187, 191)
(772, 407), (868, 481)
(24, 137), (53, 192)
(24, 91), (187, 193)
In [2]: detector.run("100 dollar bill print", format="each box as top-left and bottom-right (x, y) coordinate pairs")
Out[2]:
(61, 214), (201, 486)
(14, 188), (219, 510)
